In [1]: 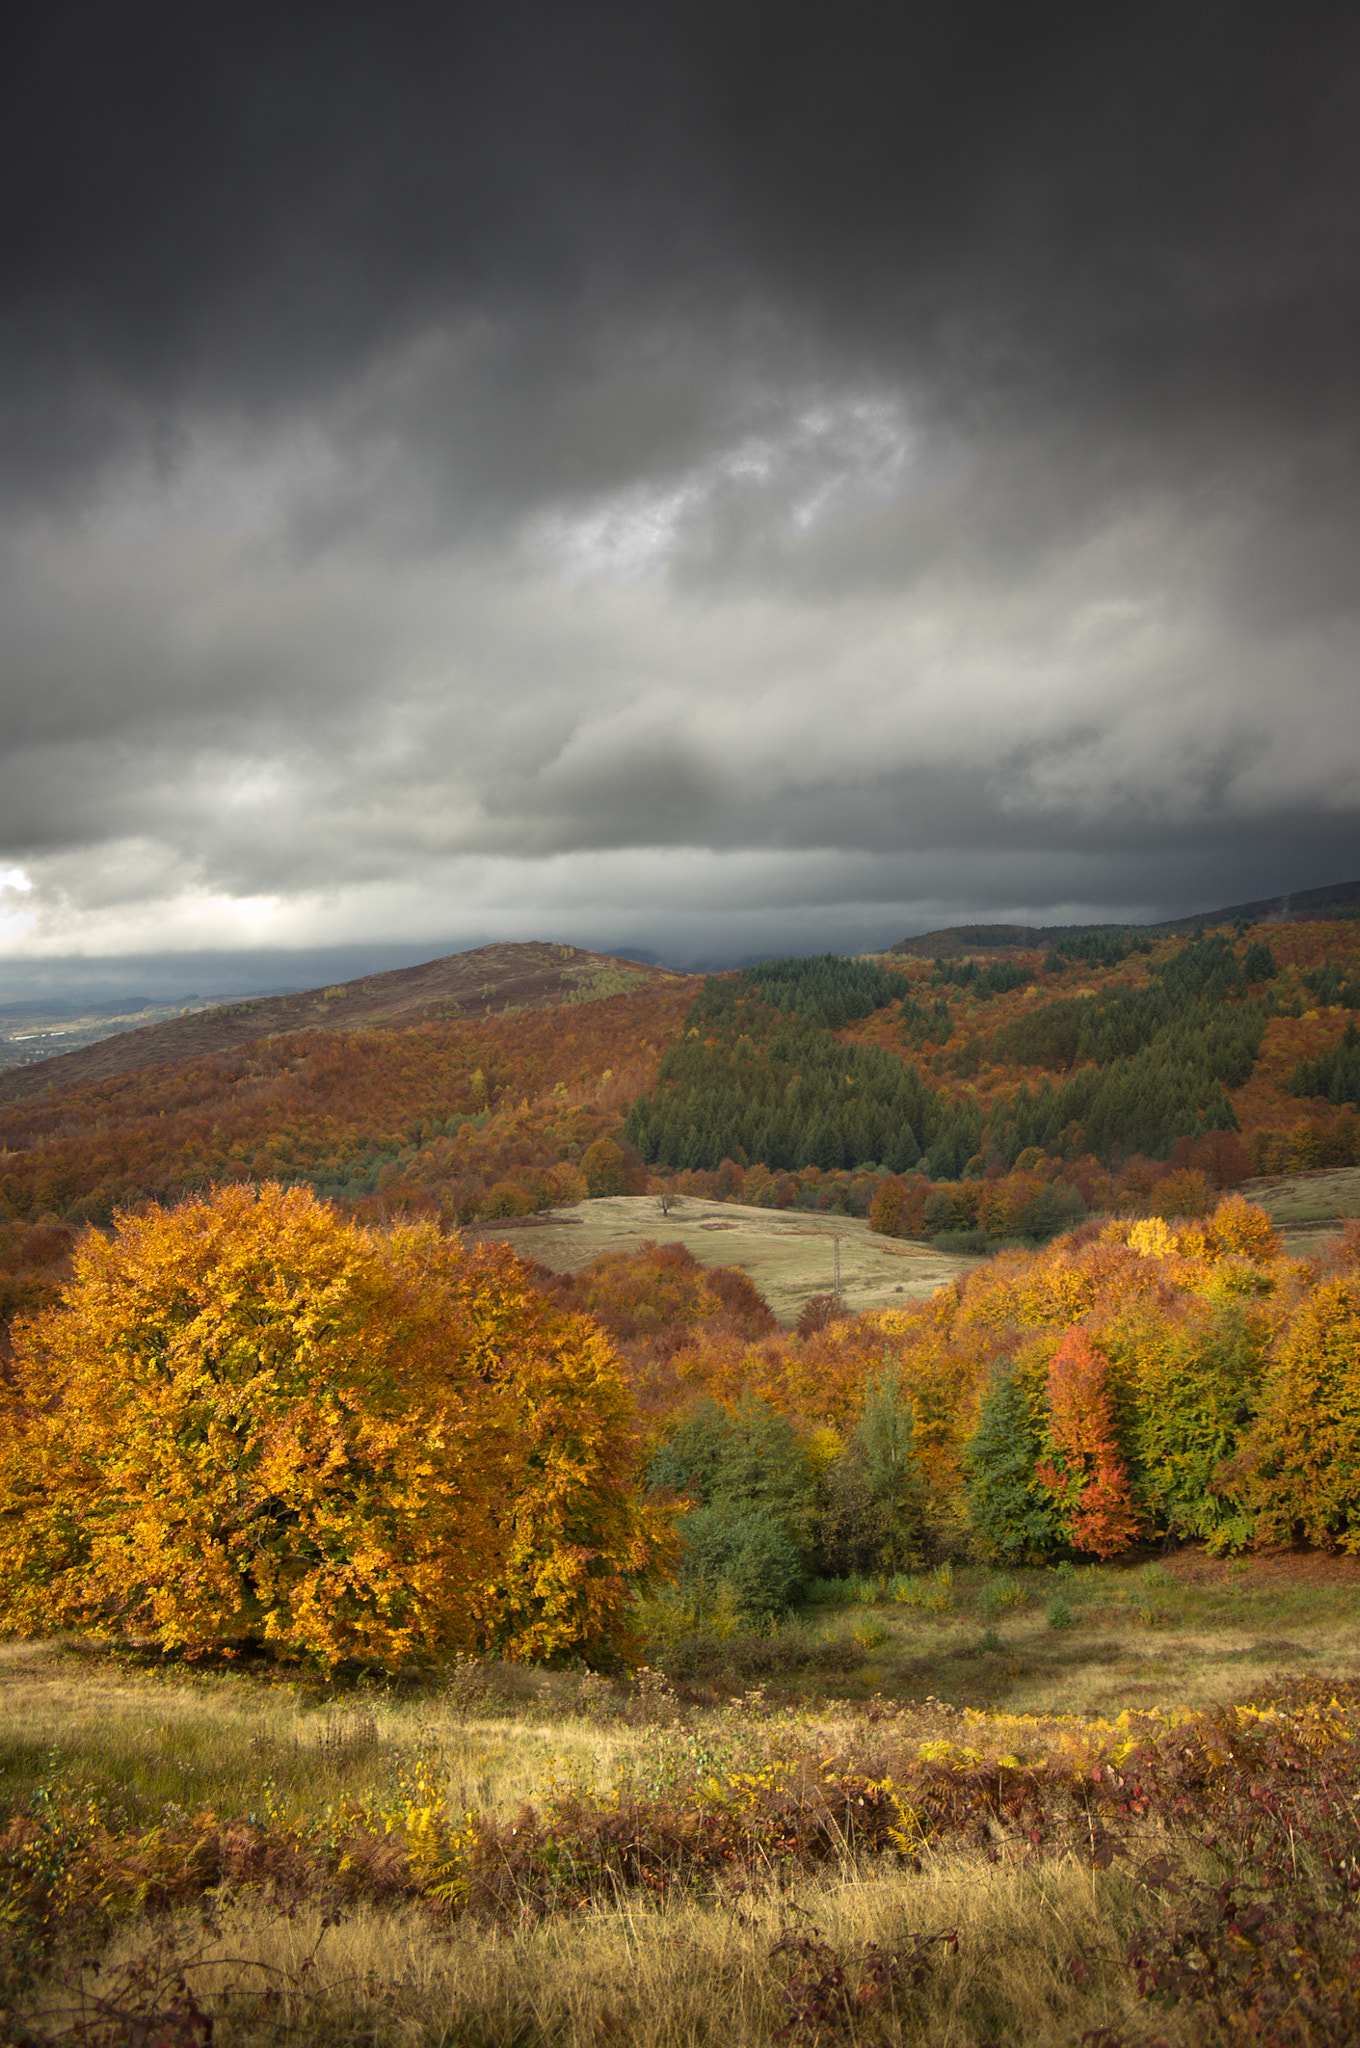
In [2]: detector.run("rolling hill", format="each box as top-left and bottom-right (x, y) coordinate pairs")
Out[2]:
(0, 942), (681, 1108)
(889, 877), (1360, 957)
(2, 888), (1359, 1341)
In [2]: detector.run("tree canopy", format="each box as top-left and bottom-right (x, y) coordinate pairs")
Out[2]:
(0, 1184), (671, 1670)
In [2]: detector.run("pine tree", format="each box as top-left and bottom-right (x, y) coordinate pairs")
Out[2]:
(964, 1365), (1060, 1562)
(851, 1358), (927, 1570)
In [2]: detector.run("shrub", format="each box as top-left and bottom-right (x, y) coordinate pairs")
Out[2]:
(978, 1578), (1025, 1621)
(676, 1504), (807, 1620)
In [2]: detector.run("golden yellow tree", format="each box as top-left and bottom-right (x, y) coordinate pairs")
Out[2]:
(0, 1184), (670, 1669)
(1245, 1278), (1360, 1551)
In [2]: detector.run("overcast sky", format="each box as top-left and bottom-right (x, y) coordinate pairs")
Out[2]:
(1, 0), (1358, 987)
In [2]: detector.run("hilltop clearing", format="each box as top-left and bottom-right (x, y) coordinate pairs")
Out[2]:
(1244, 1162), (1360, 1252)
(472, 1193), (981, 1326)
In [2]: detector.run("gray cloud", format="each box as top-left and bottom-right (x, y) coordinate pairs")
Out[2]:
(0, 1), (1357, 977)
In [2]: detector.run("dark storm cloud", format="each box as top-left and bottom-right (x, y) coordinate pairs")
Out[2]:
(8, 3), (1357, 480)
(0, 1), (1357, 971)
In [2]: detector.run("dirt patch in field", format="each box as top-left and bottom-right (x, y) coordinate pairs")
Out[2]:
(1163, 1547), (1360, 1591)
(472, 1194), (981, 1326)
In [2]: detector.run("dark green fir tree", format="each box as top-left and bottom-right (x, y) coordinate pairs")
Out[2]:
(964, 1365), (1061, 1562)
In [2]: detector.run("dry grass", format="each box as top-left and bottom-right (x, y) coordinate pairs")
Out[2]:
(31, 1851), (1152, 2046)
(477, 1195), (981, 1325)
(8, 1570), (1360, 2044)
(0, 1641), (645, 1834)
(13, 1639), (1170, 2044)
(647, 1554), (1360, 1716)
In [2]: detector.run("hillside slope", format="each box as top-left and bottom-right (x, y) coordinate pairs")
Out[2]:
(0, 943), (678, 1107)
(890, 877), (1360, 956)
(3, 916), (1360, 1342)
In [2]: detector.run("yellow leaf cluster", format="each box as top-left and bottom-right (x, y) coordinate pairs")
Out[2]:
(0, 1184), (672, 1670)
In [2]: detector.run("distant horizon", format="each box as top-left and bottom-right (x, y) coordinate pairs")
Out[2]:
(3, 871), (1357, 1006)
(3, 12), (1358, 988)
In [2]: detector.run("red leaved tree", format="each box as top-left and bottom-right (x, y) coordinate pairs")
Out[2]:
(1037, 1328), (1142, 1558)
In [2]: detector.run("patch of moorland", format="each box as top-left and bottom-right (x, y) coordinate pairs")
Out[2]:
(6, 1600), (1360, 2044)
(5, 1189), (1360, 2038)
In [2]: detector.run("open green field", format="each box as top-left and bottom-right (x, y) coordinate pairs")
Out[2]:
(641, 1550), (1360, 1716)
(476, 1194), (981, 1326)
(6, 1552), (1360, 2045)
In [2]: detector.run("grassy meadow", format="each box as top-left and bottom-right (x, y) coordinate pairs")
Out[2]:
(5, 1553), (1360, 2045)
(475, 1193), (983, 1326)
(469, 1163), (1360, 1333)
(1246, 1163), (1360, 1254)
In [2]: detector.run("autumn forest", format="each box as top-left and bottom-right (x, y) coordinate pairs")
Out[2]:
(5, 912), (1360, 2046)
(1, 913), (1358, 1653)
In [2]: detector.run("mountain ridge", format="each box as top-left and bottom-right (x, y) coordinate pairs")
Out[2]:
(3, 876), (1357, 1106)
(0, 942), (682, 1108)
(889, 878), (1360, 958)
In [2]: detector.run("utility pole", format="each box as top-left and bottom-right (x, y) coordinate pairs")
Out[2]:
(833, 1233), (841, 1299)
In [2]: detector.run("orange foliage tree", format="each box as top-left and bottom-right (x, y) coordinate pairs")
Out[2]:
(532, 1241), (778, 1431)
(0, 1185), (671, 1669)
(581, 1137), (627, 1197)
(1035, 1328), (1143, 1557)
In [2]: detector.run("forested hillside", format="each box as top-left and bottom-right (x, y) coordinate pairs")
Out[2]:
(0, 982), (691, 1325)
(0, 942), (672, 1106)
(623, 924), (1359, 1226)
(2, 918), (1358, 1332)
(522, 1194), (1360, 1590)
